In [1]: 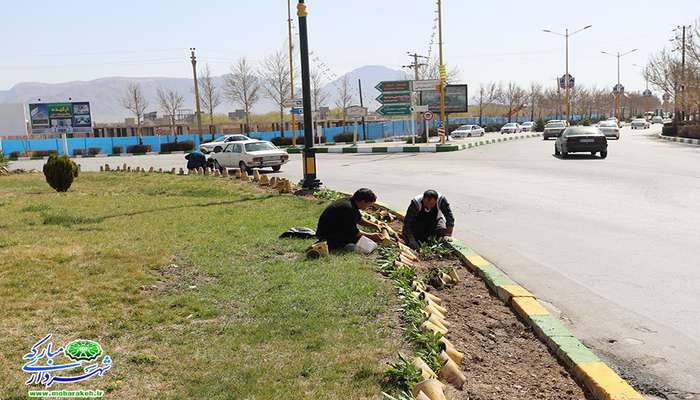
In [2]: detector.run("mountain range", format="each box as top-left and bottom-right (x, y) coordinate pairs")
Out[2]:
(0, 65), (408, 123)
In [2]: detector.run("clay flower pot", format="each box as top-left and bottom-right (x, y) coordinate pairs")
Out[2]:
(413, 357), (438, 380)
(421, 320), (448, 335)
(439, 340), (464, 365)
(412, 379), (446, 400)
(438, 351), (466, 389)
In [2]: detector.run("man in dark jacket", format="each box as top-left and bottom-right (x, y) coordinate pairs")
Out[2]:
(185, 151), (207, 171)
(402, 190), (455, 249)
(316, 188), (384, 251)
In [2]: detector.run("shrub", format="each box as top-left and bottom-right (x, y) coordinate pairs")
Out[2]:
(679, 124), (700, 139)
(32, 150), (58, 157)
(42, 155), (78, 192)
(270, 136), (326, 146)
(485, 123), (504, 132)
(127, 144), (152, 154)
(575, 118), (591, 126)
(88, 147), (102, 156)
(662, 124), (678, 137)
(160, 140), (194, 152)
(9, 151), (22, 158)
(112, 146), (123, 155)
(332, 132), (355, 143)
(534, 118), (545, 132)
(0, 153), (6, 168)
(73, 148), (84, 156)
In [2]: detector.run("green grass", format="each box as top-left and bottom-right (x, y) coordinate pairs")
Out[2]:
(0, 173), (399, 399)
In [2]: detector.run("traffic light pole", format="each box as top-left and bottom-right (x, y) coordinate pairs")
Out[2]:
(297, 0), (321, 190)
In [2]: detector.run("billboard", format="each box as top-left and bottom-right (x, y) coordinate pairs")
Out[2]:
(419, 84), (468, 113)
(29, 102), (93, 134)
(0, 103), (29, 136)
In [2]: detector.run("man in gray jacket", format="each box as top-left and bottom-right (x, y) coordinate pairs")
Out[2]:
(402, 190), (455, 249)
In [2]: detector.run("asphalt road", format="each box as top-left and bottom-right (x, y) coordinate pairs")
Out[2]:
(8, 127), (699, 397)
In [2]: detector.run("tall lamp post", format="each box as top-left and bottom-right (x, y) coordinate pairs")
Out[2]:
(601, 49), (637, 121)
(437, 0), (447, 144)
(543, 25), (592, 123)
(633, 63), (653, 115)
(190, 48), (203, 134)
(296, 0), (320, 190)
(287, 0), (298, 146)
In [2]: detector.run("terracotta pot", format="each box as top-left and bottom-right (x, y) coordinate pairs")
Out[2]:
(421, 320), (448, 335)
(413, 357), (437, 380)
(425, 299), (448, 315)
(428, 314), (450, 330)
(438, 351), (466, 389)
(412, 379), (446, 400)
(424, 304), (447, 320)
(448, 269), (461, 283)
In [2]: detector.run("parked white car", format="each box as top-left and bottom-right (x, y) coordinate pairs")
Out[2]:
(520, 121), (535, 132)
(450, 124), (485, 138)
(199, 134), (250, 154)
(630, 118), (650, 130)
(651, 116), (664, 124)
(500, 123), (522, 134)
(208, 140), (289, 172)
(597, 120), (621, 139)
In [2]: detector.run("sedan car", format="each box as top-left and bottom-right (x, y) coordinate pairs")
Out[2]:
(450, 124), (485, 138)
(199, 134), (250, 154)
(500, 123), (522, 134)
(631, 118), (650, 130)
(520, 121), (535, 132)
(555, 127), (608, 159)
(208, 140), (289, 172)
(651, 116), (664, 124)
(543, 121), (567, 139)
(597, 120), (620, 140)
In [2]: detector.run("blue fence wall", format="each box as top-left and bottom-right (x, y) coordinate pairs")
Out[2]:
(0, 115), (582, 156)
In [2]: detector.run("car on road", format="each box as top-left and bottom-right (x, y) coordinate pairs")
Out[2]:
(606, 117), (622, 128)
(631, 118), (650, 130)
(208, 139), (289, 172)
(597, 120), (621, 140)
(500, 123), (522, 134)
(520, 121), (535, 132)
(199, 134), (250, 154)
(450, 124), (485, 138)
(651, 116), (664, 124)
(543, 121), (567, 139)
(554, 126), (608, 159)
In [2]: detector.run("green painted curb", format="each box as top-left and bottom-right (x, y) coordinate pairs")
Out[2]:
(529, 314), (573, 338)
(549, 335), (601, 368)
(342, 147), (358, 153)
(436, 145), (459, 152)
(476, 264), (516, 290)
(372, 147), (388, 153)
(402, 146), (420, 152)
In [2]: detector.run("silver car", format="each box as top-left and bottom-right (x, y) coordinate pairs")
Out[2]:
(199, 134), (250, 154)
(597, 121), (620, 139)
(208, 140), (289, 172)
(543, 121), (567, 139)
(500, 123), (521, 134)
(450, 124), (485, 138)
(630, 118), (650, 130)
(520, 121), (535, 132)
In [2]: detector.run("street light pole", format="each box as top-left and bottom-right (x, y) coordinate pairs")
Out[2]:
(287, 0), (298, 146)
(601, 48), (637, 121)
(296, 0), (320, 190)
(437, 0), (447, 144)
(190, 48), (203, 134)
(543, 25), (591, 123)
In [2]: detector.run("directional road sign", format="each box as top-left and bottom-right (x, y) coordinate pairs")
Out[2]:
(412, 79), (441, 92)
(290, 107), (303, 115)
(376, 92), (411, 104)
(346, 105), (368, 119)
(377, 104), (412, 116)
(375, 80), (411, 92)
(283, 98), (303, 108)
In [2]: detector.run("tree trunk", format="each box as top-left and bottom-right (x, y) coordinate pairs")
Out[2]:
(279, 107), (285, 138)
(244, 105), (250, 134)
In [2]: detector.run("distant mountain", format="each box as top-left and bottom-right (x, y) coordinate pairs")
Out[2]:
(0, 65), (408, 123)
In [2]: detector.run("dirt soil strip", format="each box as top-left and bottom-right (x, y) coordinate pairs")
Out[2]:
(434, 261), (591, 400)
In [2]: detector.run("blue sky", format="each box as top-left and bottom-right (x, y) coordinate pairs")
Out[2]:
(1, 0), (696, 95)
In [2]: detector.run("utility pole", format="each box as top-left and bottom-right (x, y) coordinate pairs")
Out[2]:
(287, 0), (298, 146)
(190, 48), (203, 133)
(601, 49), (637, 122)
(297, 0), (320, 190)
(681, 25), (687, 122)
(437, 0), (447, 144)
(403, 51), (428, 138)
(358, 79), (367, 141)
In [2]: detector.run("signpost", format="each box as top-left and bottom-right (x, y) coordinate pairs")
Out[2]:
(346, 106), (368, 144)
(283, 98), (303, 108)
(290, 107), (304, 115)
(411, 79), (441, 92)
(423, 111), (433, 143)
(376, 80), (412, 117)
(419, 84), (468, 113)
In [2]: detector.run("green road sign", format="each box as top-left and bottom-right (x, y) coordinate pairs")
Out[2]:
(375, 80), (411, 92)
(377, 104), (411, 116)
(376, 92), (411, 104)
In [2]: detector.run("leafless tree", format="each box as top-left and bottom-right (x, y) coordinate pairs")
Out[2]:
(120, 82), (148, 142)
(224, 58), (261, 133)
(157, 87), (184, 136)
(311, 68), (329, 113)
(419, 56), (461, 83)
(472, 82), (501, 125)
(335, 75), (354, 122)
(260, 50), (292, 137)
(198, 64), (222, 127)
(527, 82), (543, 121)
(500, 82), (526, 122)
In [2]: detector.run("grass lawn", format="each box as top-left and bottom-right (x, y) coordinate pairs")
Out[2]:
(0, 172), (399, 399)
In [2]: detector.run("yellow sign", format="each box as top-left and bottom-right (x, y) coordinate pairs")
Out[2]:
(439, 64), (447, 81)
(297, 3), (307, 17)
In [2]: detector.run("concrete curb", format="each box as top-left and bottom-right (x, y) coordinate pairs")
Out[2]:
(285, 133), (543, 154)
(448, 239), (644, 400)
(5, 151), (195, 161)
(658, 133), (700, 146)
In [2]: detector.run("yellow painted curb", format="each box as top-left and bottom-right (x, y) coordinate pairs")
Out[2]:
(575, 362), (644, 400)
(497, 284), (535, 303)
(512, 296), (549, 318)
(466, 255), (491, 268)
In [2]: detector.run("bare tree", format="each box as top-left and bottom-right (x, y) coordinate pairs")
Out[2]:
(500, 82), (526, 122)
(419, 57), (461, 83)
(335, 75), (354, 122)
(198, 64), (222, 127)
(311, 68), (329, 113)
(224, 58), (261, 133)
(120, 82), (148, 142)
(527, 82), (543, 121)
(472, 82), (500, 125)
(157, 87), (184, 136)
(260, 50), (291, 137)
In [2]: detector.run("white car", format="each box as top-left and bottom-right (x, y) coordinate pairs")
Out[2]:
(450, 124), (485, 138)
(520, 121), (535, 132)
(500, 123), (522, 134)
(651, 116), (664, 124)
(597, 120), (620, 139)
(630, 118), (650, 130)
(199, 134), (250, 154)
(208, 140), (289, 172)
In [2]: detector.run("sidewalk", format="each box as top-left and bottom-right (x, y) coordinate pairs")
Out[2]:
(286, 132), (543, 154)
(658, 133), (700, 146)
